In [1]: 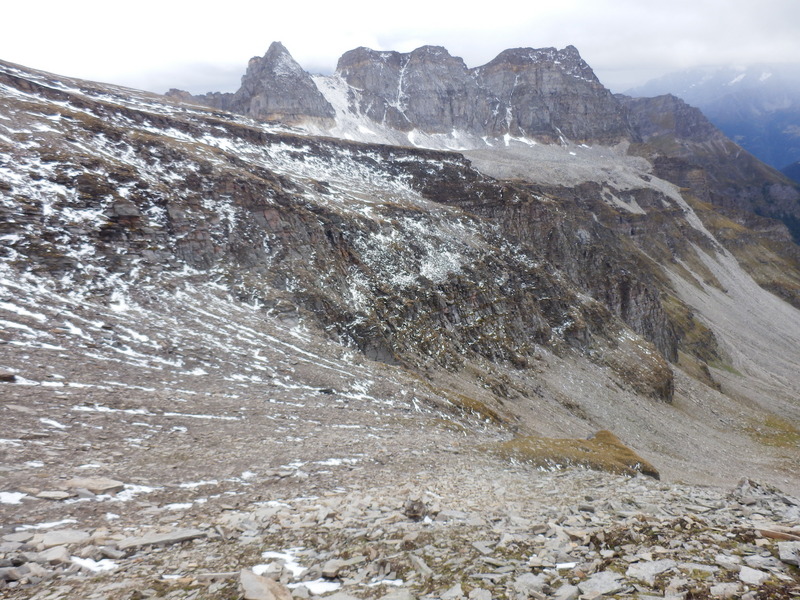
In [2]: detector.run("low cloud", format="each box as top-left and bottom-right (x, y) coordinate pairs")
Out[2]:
(2, 0), (799, 94)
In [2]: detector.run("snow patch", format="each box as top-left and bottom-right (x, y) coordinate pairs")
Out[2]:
(0, 492), (27, 504)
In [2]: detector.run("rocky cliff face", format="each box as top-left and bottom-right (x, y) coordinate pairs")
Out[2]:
(173, 42), (335, 124)
(628, 63), (800, 171)
(473, 46), (628, 142)
(181, 43), (629, 144)
(178, 43), (800, 244)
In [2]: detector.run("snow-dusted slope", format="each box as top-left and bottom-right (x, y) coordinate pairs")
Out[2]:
(0, 56), (799, 497)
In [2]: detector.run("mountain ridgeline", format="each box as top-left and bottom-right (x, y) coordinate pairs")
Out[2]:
(628, 63), (800, 173)
(172, 42), (800, 243)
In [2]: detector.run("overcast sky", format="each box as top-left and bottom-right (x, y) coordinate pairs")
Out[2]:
(3, 0), (799, 94)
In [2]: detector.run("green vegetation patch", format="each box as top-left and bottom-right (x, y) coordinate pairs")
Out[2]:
(747, 415), (800, 449)
(489, 430), (660, 479)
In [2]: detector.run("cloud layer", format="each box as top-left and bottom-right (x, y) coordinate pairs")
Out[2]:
(4, 0), (800, 94)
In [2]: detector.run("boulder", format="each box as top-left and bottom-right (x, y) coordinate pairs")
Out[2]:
(65, 477), (124, 495)
(40, 529), (90, 549)
(578, 571), (624, 596)
(239, 569), (292, 600)
(626, 559), (677, 585)
(738, 566), (769, 586)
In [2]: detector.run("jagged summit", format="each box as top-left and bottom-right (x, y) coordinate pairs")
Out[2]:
(175, 41), (335, 124)
(229, 41), (335, 123)
(176, 42), (628, 144)
(479, 44), (600, 84)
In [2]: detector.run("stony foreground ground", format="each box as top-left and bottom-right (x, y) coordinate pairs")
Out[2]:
(2, 410), (799, 600)
(0, 286), (798, 600)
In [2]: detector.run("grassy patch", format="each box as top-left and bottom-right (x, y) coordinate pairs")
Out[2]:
(708, 360), (744, 377)
(488, 430), (660, 479)
(448, 392), (504, 424)
(662, 294), (721, 363)
(747, 415), (800, 449)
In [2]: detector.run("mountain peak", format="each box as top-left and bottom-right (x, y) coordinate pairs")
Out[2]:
(231, 41), (334, 123)
(244, 41), (306, 82)
(480, 45), (600, 84)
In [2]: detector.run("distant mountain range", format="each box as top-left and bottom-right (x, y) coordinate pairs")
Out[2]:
(628, 64), (800, 175)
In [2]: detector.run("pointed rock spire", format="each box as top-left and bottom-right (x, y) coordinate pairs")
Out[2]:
(229, 41), (334, 123)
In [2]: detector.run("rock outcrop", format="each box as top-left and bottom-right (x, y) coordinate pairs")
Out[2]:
(183, 43), (630, 144)
(179, 42), (800, 249)
(175, 42), (335, 124)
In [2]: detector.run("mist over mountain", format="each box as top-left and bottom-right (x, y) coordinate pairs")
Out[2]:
(2, 42), (800, 598)
(628, 63), (800, 172)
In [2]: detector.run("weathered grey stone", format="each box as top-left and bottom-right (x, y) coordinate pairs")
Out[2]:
(744, 554), (780, 570)
(321, 559), (346, 579)
(777, 541), (800, 566)
(738, 566), (770, 586)
(471, 541), (493, 555)
(379, 588), (415, 600)
(436, 510), (468, 521)
(41, 529), (90, 549)
(291, 584), (310, 599)
(710, 582), (742, 598)
(441, 583), (464, 599)
(35, 490), (73, 501)
(626, 558), (677, 585)
(553, 584), (580, 600)
(37, 545), (70, 565)
(21, 562), (49, 579)
(65, 477), (124, 495)
(117, 528), (207, 550)
(678, 561), (717, 575)
(513, 572), (548, 595)
(577, 571), (624, 596)
(239, 569), (292, 600)
(0, 541), (22, 553)
(99, 546), (126, 560)
(3, 532), (33, 543)
(714, 554), (742, 570)
(467, 588), (492, 600)
(409, 554), (433, 577)
(0, 567), (23, 581)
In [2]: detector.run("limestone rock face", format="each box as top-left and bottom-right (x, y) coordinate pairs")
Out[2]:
(178, 41), (800, 250)
(226, 42), (335, 124)
(335, 44), (629, 142)
(473, 46), (627, 142)
(187, 43), (628, 144)
(621, 93), (800, 244)
(336, 45), (474, 133)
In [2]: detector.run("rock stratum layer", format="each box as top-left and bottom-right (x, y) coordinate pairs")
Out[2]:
(1, 42), (800, 599)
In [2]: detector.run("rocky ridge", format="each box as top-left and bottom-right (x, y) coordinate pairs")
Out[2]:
(179, 42), (335, 125)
